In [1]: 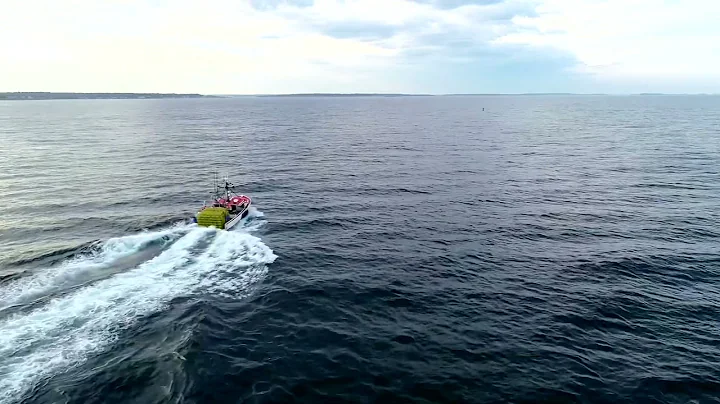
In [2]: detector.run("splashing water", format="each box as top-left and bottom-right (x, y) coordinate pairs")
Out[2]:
(0, 214), (276, 404)
(0, 223), (190, 310)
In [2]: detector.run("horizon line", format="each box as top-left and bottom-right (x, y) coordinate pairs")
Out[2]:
(3, 91), (719, 98)
(215, 92), (720, 96)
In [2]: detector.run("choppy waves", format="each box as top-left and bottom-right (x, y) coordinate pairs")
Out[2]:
(4, 96), (720, 403)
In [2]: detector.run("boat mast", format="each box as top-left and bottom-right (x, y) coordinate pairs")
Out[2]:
(224, 174), (233, 202)
(212, 172), (235, 203)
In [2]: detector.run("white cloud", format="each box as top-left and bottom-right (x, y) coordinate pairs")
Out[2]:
(0, 0), (406, 93)
(495, 0), (720, 83)
(1, 0), (717, 93)
(0, 0), (532, 93)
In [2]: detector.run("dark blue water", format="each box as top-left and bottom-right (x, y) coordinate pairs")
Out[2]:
(2, 95), (720, 403)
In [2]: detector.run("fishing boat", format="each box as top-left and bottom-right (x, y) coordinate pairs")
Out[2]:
(194, 175), (251, 230)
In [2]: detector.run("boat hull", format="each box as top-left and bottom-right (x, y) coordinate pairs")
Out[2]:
(223, 205), (250, 230)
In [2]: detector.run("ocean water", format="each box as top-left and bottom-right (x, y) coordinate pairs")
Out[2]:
(1, 95), (720, 403)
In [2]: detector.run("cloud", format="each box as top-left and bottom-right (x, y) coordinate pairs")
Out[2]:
(418, 0), (508, 9)
(0, 0), (535, 93)
(495, 0), (720, 85)
(0, 0), (717, 93)
(0, 0), (405, 93)
(274, 0), (537, 65)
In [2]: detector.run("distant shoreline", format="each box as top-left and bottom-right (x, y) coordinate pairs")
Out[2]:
(2, 92), (717, 100)
(251, 93), (432, 97)
(223, 93), (718, 97)
(0, 92), (212, 100)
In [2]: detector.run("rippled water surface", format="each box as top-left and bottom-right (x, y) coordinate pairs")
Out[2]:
(1, 96), (720, 403)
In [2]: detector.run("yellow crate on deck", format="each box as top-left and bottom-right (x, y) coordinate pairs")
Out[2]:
(196, 207), (228, 228)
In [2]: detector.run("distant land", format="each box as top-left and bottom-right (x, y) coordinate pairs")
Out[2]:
(0, 92), (211, 100)
(233, 93), (717, 97)
(2, 92), (717, 100)
(227, 93), (582, 97)
(250, 93), (432, 97)
(441, 93), (606, 96)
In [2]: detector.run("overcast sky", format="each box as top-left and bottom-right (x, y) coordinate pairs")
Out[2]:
(2, 0), (719, 94)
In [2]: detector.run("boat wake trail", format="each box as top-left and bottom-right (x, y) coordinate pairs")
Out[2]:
(0, 214), (276, 404)
(0, 224), (189, 311)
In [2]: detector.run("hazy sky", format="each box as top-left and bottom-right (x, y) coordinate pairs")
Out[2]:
(2, 0), (719, 94)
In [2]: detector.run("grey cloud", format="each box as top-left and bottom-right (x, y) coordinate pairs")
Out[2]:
(249, 0), (538, 65)
(249, 0), (313, 11)
(415, 0), (507, 10)
(318, 22), (400, 40)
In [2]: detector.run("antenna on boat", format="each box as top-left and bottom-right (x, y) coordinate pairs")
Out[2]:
(222, 172), (234, 201)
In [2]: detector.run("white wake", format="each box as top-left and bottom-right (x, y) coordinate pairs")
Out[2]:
(0, 223), (189, 310)
(0, 214), (275, 404)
